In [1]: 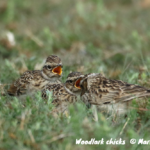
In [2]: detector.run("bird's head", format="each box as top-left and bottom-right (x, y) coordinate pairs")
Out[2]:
(42, 55), (63, 81)
(65, 72), (84, 95)
(80, 73), (101, 96)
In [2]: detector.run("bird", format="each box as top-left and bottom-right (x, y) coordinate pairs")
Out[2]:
(7, 55), (63, 96)
(79, 73), (150, 115)
(41, 72), (84, 117)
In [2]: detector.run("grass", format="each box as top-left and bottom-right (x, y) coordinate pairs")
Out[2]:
(0, 0), (150, 149)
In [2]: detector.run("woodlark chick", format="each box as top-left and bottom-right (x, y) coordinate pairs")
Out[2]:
(79, 73), (150, 115)
(7, 55), (63, 96)
(41, 72), (84, 117)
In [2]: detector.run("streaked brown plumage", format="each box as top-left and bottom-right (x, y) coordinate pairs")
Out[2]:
(41, 72), (84, 116)
(64, 72), (150, 115)
(79, 73), (150, 114)
(7, 55), (63, 96)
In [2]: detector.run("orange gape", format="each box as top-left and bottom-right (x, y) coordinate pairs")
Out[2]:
(52, 66), (62, 75)
(75, 78), (82, 89)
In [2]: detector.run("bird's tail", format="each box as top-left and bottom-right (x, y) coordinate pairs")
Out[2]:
(0, 84), (9, 96)
(119, 89), (150, 102)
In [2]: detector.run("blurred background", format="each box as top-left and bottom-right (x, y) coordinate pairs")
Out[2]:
(0, 0), (150, 84)
(1, 1), (150, 149)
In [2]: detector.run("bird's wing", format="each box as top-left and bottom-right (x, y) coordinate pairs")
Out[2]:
(87, 74), (150, 105)
(8, 71), (35, 96)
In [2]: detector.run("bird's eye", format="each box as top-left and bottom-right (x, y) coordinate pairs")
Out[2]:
(47, 65), (51, 69)
(68, 80), (73, 84)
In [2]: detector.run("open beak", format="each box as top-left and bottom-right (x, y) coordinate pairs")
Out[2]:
(52, 65), (62, 76)
(75, 78), (82, 89)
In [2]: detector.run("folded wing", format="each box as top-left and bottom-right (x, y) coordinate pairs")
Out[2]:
(86, 74), (150, 105)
